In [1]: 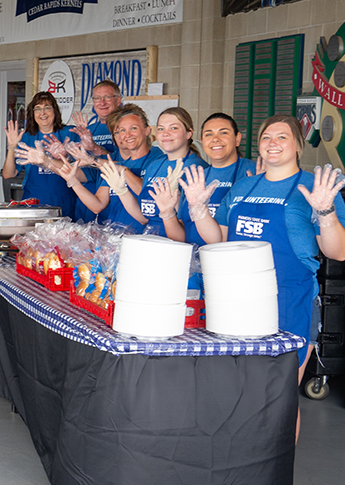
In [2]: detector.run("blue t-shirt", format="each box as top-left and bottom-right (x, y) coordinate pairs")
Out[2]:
(88, 120), (115, 153)
(178, 156), (256, 246)
(74, 121), (116, 222)
(139, 151), (209, 237)
(112, 146), (163, 178)
(97, 147), (163, 228)
(215, 170), (345, 298)
(16, 126), (79, 220)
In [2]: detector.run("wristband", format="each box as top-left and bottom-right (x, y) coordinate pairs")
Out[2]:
(67, 180), (81, 188)
(316, 204), (335, 217)
(159, 208), (176, 220)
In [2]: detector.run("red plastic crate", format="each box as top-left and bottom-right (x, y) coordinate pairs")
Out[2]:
(185, 299), (206, 328)
(16, 254), (73, 291)
(70, 281), (115, 327)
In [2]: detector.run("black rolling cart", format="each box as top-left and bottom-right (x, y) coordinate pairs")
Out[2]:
(305, 255), (345, 399)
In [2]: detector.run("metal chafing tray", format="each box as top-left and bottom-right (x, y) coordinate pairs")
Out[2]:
(0, 203), (62, 237)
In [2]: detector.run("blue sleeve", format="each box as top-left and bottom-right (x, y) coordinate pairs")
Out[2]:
(214, 192), (231, 226)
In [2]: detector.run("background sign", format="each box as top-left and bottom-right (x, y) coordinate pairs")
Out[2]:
(41, 60), (75, 124)
(39, 50), (147, 124)
(0, 1), (183, 45)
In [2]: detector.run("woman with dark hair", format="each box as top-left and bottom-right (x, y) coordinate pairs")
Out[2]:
(176, 112), (260, 245)
(3, 91), (79, 219)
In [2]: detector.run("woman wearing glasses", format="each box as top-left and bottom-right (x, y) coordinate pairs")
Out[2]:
(3, 91), (79, 219)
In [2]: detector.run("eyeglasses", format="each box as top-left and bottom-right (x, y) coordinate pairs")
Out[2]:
(92, 95), (119, 103)
(33, 106), (53, 113)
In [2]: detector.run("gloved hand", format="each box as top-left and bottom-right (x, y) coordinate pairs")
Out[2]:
(15, 140), (52, 167)
(167, 158), (184, 194)
(100, 159), (128, 196)
(179, 165), (219, 221)
(65, 142), (96, 167)
(148, 177), (179, 220)
(56, 155), (81, 188)
(298, 164), (345, 225)
(69, 125), (96, 152)
(41, 134), (69, 159)
(71, 111), (88, 128)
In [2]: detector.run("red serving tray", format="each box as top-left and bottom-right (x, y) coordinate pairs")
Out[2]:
(69, 280), (206, 329)
(70, 281), (115, 327)
(16, 254), (73, 291)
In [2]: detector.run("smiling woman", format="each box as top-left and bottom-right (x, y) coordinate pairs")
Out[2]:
(176, 112), (258, 246)
(180, 114), (345, 385)
(2, 91), (80, 219)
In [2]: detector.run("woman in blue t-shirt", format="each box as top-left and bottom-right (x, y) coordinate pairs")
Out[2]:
(56, 104), (160, 232)
(180, 115), (345, 380)
(177, 113), (259, 246)
(3, 91), (79, 219)
(100, 107), (208, 238)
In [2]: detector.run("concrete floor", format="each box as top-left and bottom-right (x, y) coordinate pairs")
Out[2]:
(0, 370), (344, 484)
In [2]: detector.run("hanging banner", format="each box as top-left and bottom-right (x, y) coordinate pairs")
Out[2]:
(0, 1), (183, 45)
(222, 0), (302, 16)
(39, 49), (147, 124)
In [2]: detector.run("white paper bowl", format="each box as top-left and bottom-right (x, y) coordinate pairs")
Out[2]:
(113, 300), (185, 338)
(205, 294), (279, 337)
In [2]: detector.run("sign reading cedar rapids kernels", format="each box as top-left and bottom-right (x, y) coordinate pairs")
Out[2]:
(0, 1), (183, 45)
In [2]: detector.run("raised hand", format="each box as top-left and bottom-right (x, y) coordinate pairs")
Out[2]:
(65, 141), (96, 167)
(148, 177), (179, 220)
(298, 164), (345, 213)
(166, 158), (184, 193)
(15, 140), (51, 167)
(71, 111), (88, 128)
(4, 120), (24, 149)
(100, 158), (128, 196)
(179, 165), (219, 221)
(69, 125), (95, 152)
(247, 155), (266, 177)
(41, 133), (69, 158)
(56, 155), (80, 187)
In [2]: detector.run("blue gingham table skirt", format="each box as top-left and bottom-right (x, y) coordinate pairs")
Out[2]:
(0, 256), (305, 357)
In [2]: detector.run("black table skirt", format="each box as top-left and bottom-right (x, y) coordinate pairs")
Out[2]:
(0, 295), (299, 485)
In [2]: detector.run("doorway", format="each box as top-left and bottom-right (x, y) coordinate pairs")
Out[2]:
(0, 60), (26, 202)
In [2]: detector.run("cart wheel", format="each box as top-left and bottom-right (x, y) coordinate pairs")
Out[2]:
(304, 378), (330, 400)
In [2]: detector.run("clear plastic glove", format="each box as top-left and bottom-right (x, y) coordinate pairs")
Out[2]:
(148, 177), (179, 220)
(167, 158), (184, 194)
(100, 158), (128, 196)
(179, 165), (219, 221)
(4, 120), (24, 149)
(15, 140), (51, 167)
(41, 134), (69, 159)
(65, 141), (96, 167)
(69, 125), (95, 152)
(71, 112), (88, 128)
(56, 155), (81, 188)
(247, 155), (266, 177)
(298, 164), (345, 225)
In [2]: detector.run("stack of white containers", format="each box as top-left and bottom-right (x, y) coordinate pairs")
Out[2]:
(199, 241), (279, 338)
(113, 235), (193, 339)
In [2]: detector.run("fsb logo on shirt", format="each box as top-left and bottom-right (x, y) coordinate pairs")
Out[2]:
(141, 201), (156, 215)
(235, 217), (264, 236)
